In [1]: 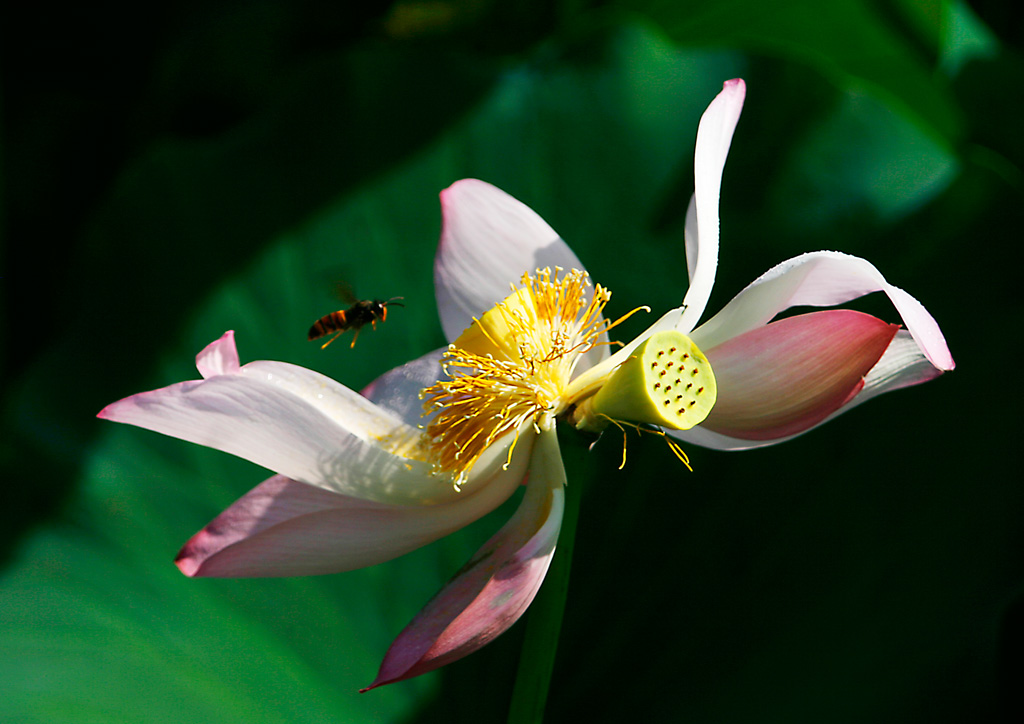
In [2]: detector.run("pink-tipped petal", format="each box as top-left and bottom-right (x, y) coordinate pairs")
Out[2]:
(362, 428), (566, 690)
(679, 78), (746, 333)
(195, 331), (241, 378)
(434, 179), (587, 341)
(691, 251), (954, 371)
(670, 332), (942, 452)
(177, 438), (531, 577)
(698, 310), (898, 440)
(98, 336), (464, 505)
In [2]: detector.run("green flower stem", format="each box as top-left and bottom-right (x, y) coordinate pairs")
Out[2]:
(506, 426), (589, 724)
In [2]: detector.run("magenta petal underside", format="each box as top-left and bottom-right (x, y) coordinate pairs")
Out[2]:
(701, 310), (899, 440)
(362, 434), (565, 690)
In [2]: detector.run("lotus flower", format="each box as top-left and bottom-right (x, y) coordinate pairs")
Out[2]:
(97, 78), (953, 690)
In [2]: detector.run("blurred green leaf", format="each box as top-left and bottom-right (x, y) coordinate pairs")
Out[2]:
(628, 0), (964, 145)
(2, 13), (1019, 724)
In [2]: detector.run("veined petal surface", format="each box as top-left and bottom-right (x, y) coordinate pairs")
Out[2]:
(363, 427), (566, 690)
(434, 179), (587, 341)
(697, 310), (898, 440)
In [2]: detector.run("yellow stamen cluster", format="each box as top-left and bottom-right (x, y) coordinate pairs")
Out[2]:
(420, 268), (619, 489)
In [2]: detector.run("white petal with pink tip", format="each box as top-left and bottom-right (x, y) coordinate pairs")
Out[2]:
(434, 179), (587, 341)
(363, 427), (565, 689)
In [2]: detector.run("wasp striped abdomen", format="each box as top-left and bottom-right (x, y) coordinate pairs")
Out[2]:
(307, 297), (403, 349)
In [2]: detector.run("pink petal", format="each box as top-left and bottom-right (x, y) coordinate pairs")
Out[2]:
(699, 310), (899, 440)
(434, 179), (587, 341)
(362, 428), (566, 690)
(691, 251), (954, 371)
(177, 444), (531, 577)
(670, 332), (942, 452)
(679, 78), (746, 333)
(195, 330), (240, 378)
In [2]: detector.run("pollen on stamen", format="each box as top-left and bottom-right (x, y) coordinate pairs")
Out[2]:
(420, 266), (635, 488)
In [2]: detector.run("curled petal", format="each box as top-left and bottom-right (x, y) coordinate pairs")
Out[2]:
(699, 310), (898, 440)
(434, 179), (587, 341)
(196, 331), (240, 378)
(177, 431), (532, 577)
(838, 330), (945, 409)
(671, 331), (942, 451)
(690, 251), (954, 371)
(363, 427), (566, 690)
(679, 78), (746, 333)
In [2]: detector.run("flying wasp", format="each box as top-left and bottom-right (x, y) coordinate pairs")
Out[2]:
(307, 297), (404, 349)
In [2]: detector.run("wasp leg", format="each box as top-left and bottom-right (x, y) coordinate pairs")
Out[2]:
(321, 330), (344, 349)
(348, 327), (362, 348)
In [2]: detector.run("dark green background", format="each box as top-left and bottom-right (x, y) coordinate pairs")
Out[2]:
(3, 1), (1021, 721)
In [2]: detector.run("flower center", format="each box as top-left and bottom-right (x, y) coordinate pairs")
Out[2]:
(420, 268), (617, 488)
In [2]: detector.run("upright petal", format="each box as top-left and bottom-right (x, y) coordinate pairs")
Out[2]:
(690, 251), (954, 371)
(697, 310), (898, 440)
(362, 427), (566, 690)
(679, 78), (746, 333)
(434, 179), (587, 341)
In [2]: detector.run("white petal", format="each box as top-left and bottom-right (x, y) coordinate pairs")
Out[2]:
(678, 78), (746, 333)
(361, 347), (446, 428)
(690, 251), (954, 372)
(434, 179), (587, 341)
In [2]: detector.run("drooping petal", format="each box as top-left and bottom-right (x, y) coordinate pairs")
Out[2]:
(99, 335), (462, 505)
(690, 251), (954, 371)
(696, 310), (898, 440)
(678, 78), (746, 333)
(835, 330), (946, 410)
(196, 330), (240, 378)
(670, 330), (943, 451)
(361, 347), (446, 428)
(434, 179), (587, 341)
(362, 427), (566, 690)
(177, 434), (532, 577)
